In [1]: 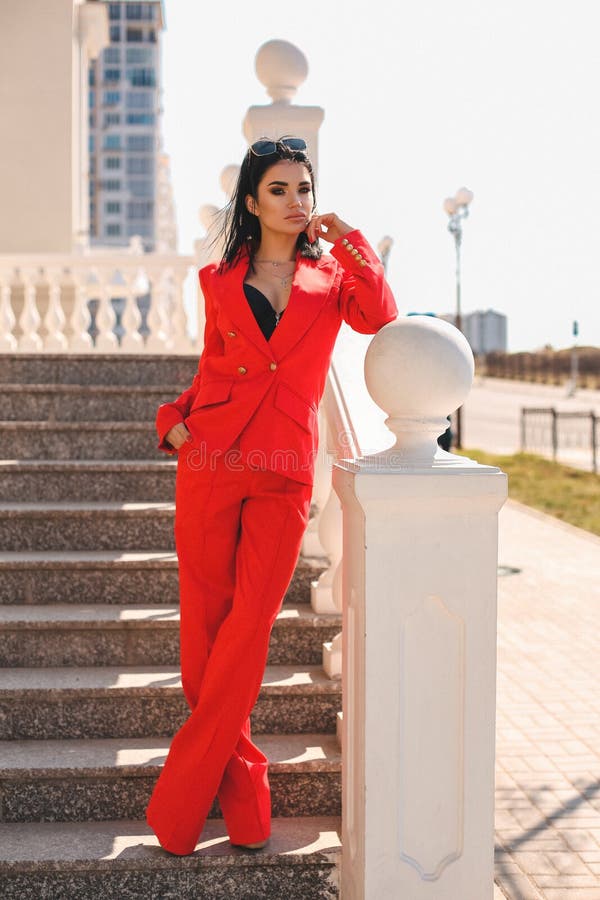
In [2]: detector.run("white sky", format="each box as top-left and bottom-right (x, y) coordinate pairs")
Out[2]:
(161, 0), (600, 352)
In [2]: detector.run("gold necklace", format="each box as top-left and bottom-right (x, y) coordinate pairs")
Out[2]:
(255, 258), (295, 266)
(255, 259), (295, 289)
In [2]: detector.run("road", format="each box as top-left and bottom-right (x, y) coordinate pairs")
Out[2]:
(460, 377), (600, 471)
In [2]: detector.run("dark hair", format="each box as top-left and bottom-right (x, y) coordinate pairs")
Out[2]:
(218, 142), (322, 271)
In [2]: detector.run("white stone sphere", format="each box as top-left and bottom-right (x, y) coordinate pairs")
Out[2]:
(365, 316), (474, 419)
(219, 165), (240, 200)
(255, 40), (308, 102)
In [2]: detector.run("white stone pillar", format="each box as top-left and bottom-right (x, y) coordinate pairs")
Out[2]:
(335, 316), (507, 899)
(242, 40), (325, 178)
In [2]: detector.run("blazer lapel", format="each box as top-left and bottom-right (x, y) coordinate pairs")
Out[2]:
(213, 250), (336, 359)
(214, 250), (272, 357)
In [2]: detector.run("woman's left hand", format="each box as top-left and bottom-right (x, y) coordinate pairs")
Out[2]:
(305, 213), (354, 245)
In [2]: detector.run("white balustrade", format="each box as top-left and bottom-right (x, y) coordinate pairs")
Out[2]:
(310, 464), (343, 616)
(0, 272), (17, 352)
(68, 270), (94, 352)
(302, 405), (331, 558)
(320, 365), (362, 676)
(0, 251), (195, 353)
(93, 269), (119, 352)
(145, 266), (173, 352)
(43, 267), (68, 351)
(18, 269), (43, 352)
(335, 315), (507, 899)
(168, 266), (194, 353)
(119, 268), (144, 353)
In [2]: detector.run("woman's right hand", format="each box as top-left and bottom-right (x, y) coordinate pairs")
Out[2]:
(166, 422), (192, 450)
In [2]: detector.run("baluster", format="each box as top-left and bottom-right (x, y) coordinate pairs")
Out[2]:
(119, 268), (144, 352)
(93, 268), (118, 351)
(321, 415), (344, 675)
(323, 631), (342, 680)
(17, 268), (43, 351)
(310, 477), (343, 615)
(42, 267), (68, 351)
(169, 265), (194, 353)
(302, 405), (330, 558)
(68, 269), (93, 352)
(145, 267), (173, 352)
(0, 270), (17, 351)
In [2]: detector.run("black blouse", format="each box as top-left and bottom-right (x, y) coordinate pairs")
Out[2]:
(243, 283), (285, 342)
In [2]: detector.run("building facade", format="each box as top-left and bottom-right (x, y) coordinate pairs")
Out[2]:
(441, 309), (508, 355)
(88, 0), (174, 252)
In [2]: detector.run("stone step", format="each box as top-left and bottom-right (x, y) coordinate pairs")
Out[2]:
(2, 384), (183, 422)
(0, 421), (161, 460)
(0, 501), (175, 551)
(0, 353), (199, 388)
(0, 550), (179, 604)
(0, 458), (177, 503)
(0, 665), (342, 740)
(0, 733), (341, 823)
(0, 816), (341, 899)
(0, 604), (342, 668)
(0, 550), (323, 606)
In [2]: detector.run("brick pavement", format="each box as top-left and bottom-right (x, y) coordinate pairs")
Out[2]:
(494, 500), (600, 898)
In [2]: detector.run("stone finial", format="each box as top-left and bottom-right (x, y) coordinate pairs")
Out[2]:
(219, 165), (240, 200)
(199, 204), (219, 232)
(255, 40), (308, 103)
(363, 316), (474, 467)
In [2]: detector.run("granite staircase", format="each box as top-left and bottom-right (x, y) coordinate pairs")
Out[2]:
(0, 355), (342, 899)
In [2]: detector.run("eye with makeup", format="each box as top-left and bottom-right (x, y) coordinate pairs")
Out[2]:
(269, 186), (312, 196)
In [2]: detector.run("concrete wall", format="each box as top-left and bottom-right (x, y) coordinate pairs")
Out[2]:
(0, 1), (74, 252)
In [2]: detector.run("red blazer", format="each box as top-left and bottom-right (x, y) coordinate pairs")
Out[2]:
(156, 229), (398, 485)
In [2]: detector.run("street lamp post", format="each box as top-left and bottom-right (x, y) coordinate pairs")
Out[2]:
(443, 187), (474, 449)
(567, 319), (579, 397)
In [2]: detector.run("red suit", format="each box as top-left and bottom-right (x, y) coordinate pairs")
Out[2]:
(146, 230), (397, 854)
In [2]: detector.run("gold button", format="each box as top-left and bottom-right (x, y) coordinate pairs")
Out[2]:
(341, 238), (349, 246)
(346, 243), (354, 251)
(359, 260), (367, 267)
(269, 362), (277, 371)
(238, 366), (247, 375)
(227, 330), (237, 338)
(355, 253), (363, 260)
(351, 248), (359, 256)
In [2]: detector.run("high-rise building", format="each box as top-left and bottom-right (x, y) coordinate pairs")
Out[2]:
(88, 1), (173, 252)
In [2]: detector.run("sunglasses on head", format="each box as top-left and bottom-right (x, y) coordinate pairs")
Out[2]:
(249, 136), (307, 156)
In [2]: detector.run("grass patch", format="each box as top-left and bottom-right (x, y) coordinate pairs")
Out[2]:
(462, 449), (600, 537)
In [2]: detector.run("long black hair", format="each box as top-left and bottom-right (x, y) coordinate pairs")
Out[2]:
(217, 140), (322, 272)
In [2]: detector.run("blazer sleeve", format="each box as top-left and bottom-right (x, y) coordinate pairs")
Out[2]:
(330, 229), (398, 334)
(155, 264), (225, 452)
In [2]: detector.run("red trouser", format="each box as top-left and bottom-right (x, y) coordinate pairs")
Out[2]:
(145, 439), (312, 855)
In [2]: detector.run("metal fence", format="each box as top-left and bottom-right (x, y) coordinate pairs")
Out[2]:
(521, 407), (598, 473)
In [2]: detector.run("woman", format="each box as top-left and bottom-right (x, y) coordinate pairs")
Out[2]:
(146, 136), (398, 856)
